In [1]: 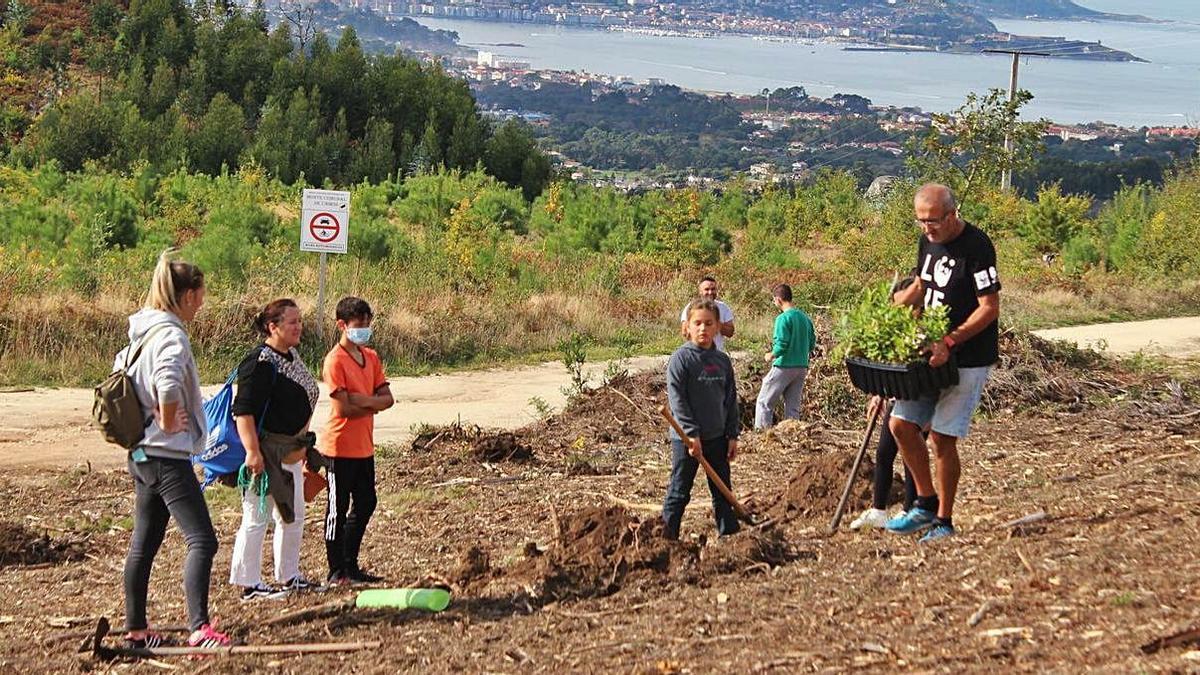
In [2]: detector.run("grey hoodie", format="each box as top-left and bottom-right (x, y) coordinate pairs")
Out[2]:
(666, 341), (740, 442)
(113, 308), (206, 461)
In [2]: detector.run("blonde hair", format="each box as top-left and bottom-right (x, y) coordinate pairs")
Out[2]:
(145, 250), (205, 315)
(685, 298), (719, 323)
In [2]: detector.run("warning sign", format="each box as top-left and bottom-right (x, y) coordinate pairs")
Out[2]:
(300, 189), (350, 254)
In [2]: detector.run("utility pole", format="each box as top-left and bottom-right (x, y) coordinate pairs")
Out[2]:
(983, 48), (1048, 191)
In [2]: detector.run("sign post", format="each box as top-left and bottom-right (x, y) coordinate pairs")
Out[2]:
(300, 189), (351, 341)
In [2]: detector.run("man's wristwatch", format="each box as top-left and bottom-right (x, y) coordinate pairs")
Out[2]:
(942, 335), (956, 349)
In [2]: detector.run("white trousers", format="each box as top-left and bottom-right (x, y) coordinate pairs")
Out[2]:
(229, 460), (304, 586)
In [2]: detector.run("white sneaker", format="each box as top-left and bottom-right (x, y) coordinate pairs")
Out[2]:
(850, 508), (889, 530)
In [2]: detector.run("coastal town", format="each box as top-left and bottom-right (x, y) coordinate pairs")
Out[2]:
(327, 0), (1145, 61)
(256, 0), (1194, 192)
(458, 56), (1196, 191)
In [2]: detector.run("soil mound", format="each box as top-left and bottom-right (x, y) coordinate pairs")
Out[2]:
(471, 433), (533, 462)
(509, 506), (698, 603)
(744, 420), (841, 455)
(411, 423), (534, 462)
(497, 506), (808, 605)
(527, 371), (666, 452)
(984, 331), (1124, 412)
(700, 528), (813, 575)
(764, 451), (874, 523)
(0, 521), (86, 567)
(451, 545), (495, 591)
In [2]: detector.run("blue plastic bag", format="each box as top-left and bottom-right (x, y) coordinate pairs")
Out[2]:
(195, 358), (274, 488)
(195, 371), (245, 488)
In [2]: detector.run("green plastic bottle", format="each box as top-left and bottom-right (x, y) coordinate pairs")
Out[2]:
(355, 588), (451, 612)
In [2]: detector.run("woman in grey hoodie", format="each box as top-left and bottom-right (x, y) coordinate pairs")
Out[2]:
(116, 252), (229, 649)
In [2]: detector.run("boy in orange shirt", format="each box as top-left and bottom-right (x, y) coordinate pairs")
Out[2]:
(320, 297), (394, 585)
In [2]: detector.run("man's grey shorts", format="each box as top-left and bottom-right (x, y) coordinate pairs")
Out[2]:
(891, 366), (992, 439)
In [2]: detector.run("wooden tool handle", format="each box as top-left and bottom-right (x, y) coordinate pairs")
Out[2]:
(657, 405), (753, 523)
(658, 404), (690, 440)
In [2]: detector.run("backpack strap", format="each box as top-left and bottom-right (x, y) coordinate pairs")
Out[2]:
(123, 324), (172, 371)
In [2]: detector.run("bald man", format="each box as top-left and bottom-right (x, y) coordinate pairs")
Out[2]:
(884, 183), (1001, 544)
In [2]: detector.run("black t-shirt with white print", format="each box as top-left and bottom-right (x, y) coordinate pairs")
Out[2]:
(915, 221), (1001, 368)
(232, 344), (320, 436)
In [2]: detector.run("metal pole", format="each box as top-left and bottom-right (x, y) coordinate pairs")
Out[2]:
(1001, 52), (1019, 192)
(316, 251), (327, 342)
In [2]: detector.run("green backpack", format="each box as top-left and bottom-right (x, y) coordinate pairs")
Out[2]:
(93, 325), (170, 449)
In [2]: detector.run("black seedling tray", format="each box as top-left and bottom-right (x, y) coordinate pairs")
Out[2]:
(844, 355), (959, 400)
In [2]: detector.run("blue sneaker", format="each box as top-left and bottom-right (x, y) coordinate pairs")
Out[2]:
(919, 523), (955, 543)
(884, 507), (935, 534)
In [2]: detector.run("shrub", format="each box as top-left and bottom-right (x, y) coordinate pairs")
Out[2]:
(1019, 183), (1090, 253)
(833, 282), (950, 364)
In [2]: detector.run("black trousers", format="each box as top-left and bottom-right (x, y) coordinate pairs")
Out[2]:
(662, 436), (740, 538)
(873, 406), (919, 512)
(323, 456), (377, 575)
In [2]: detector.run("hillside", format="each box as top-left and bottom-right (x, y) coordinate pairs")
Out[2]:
(962, 0), (1157, 21)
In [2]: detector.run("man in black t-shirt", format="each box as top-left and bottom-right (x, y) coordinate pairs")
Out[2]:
(884, 183), (1001, 544)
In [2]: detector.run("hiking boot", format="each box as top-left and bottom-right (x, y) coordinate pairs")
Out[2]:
(919, 523), (956, 544)
(884, 507), (936, 534)
(123, 630), (167, 650)
(849, 508), (888, 531)
(187, 624), (231, 649)
(240, 583), (289, 601)
(347, 568), (384, 584)
(283, 575), (318, 592)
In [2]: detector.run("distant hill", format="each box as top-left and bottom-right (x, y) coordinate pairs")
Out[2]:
(959, 0), (1156, 22)
(304, 0), (465, 55)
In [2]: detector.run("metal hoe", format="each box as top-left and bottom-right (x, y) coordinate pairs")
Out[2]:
(829, 397), (884, 533)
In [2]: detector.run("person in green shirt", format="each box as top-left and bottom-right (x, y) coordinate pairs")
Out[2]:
(755, 284), (817, 429)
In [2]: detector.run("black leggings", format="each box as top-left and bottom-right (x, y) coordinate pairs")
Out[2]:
(873, 406), (919, 512)
(125, 457), (218, 631)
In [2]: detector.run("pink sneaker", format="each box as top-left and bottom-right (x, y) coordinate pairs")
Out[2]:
(187, 623), (231, 649)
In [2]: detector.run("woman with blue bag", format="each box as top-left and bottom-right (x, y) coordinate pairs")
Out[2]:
(227, 299), (321, 600)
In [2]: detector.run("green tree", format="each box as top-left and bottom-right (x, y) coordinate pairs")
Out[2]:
(484, 119), (550, 201)
(349, 116), (396, 184)
(145, 58), (179, 117)
(191, 92), (245, 175)
(907, 88), (1049, 202)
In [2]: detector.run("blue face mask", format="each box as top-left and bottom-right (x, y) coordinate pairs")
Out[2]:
(346, 327), (372, 345)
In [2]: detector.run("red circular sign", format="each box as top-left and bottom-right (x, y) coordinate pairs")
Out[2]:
(309, 212), (340, 243)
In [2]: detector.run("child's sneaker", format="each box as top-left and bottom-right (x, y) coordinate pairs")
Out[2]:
(884, 507), (936, 534)
(187, 624), (231, 649)
(240, 583), (289, 601)
(849, 508), (888, 530)
(123, 630), (167, 650)
(919, 523), (956, 544)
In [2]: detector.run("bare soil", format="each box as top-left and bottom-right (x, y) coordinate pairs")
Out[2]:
(0, 335), (1199, 672)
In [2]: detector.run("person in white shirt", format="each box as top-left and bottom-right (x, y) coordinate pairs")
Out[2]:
(679, 276), (735, 352)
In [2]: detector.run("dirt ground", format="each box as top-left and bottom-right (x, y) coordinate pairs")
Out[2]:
(0, 332), (1198, 673)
